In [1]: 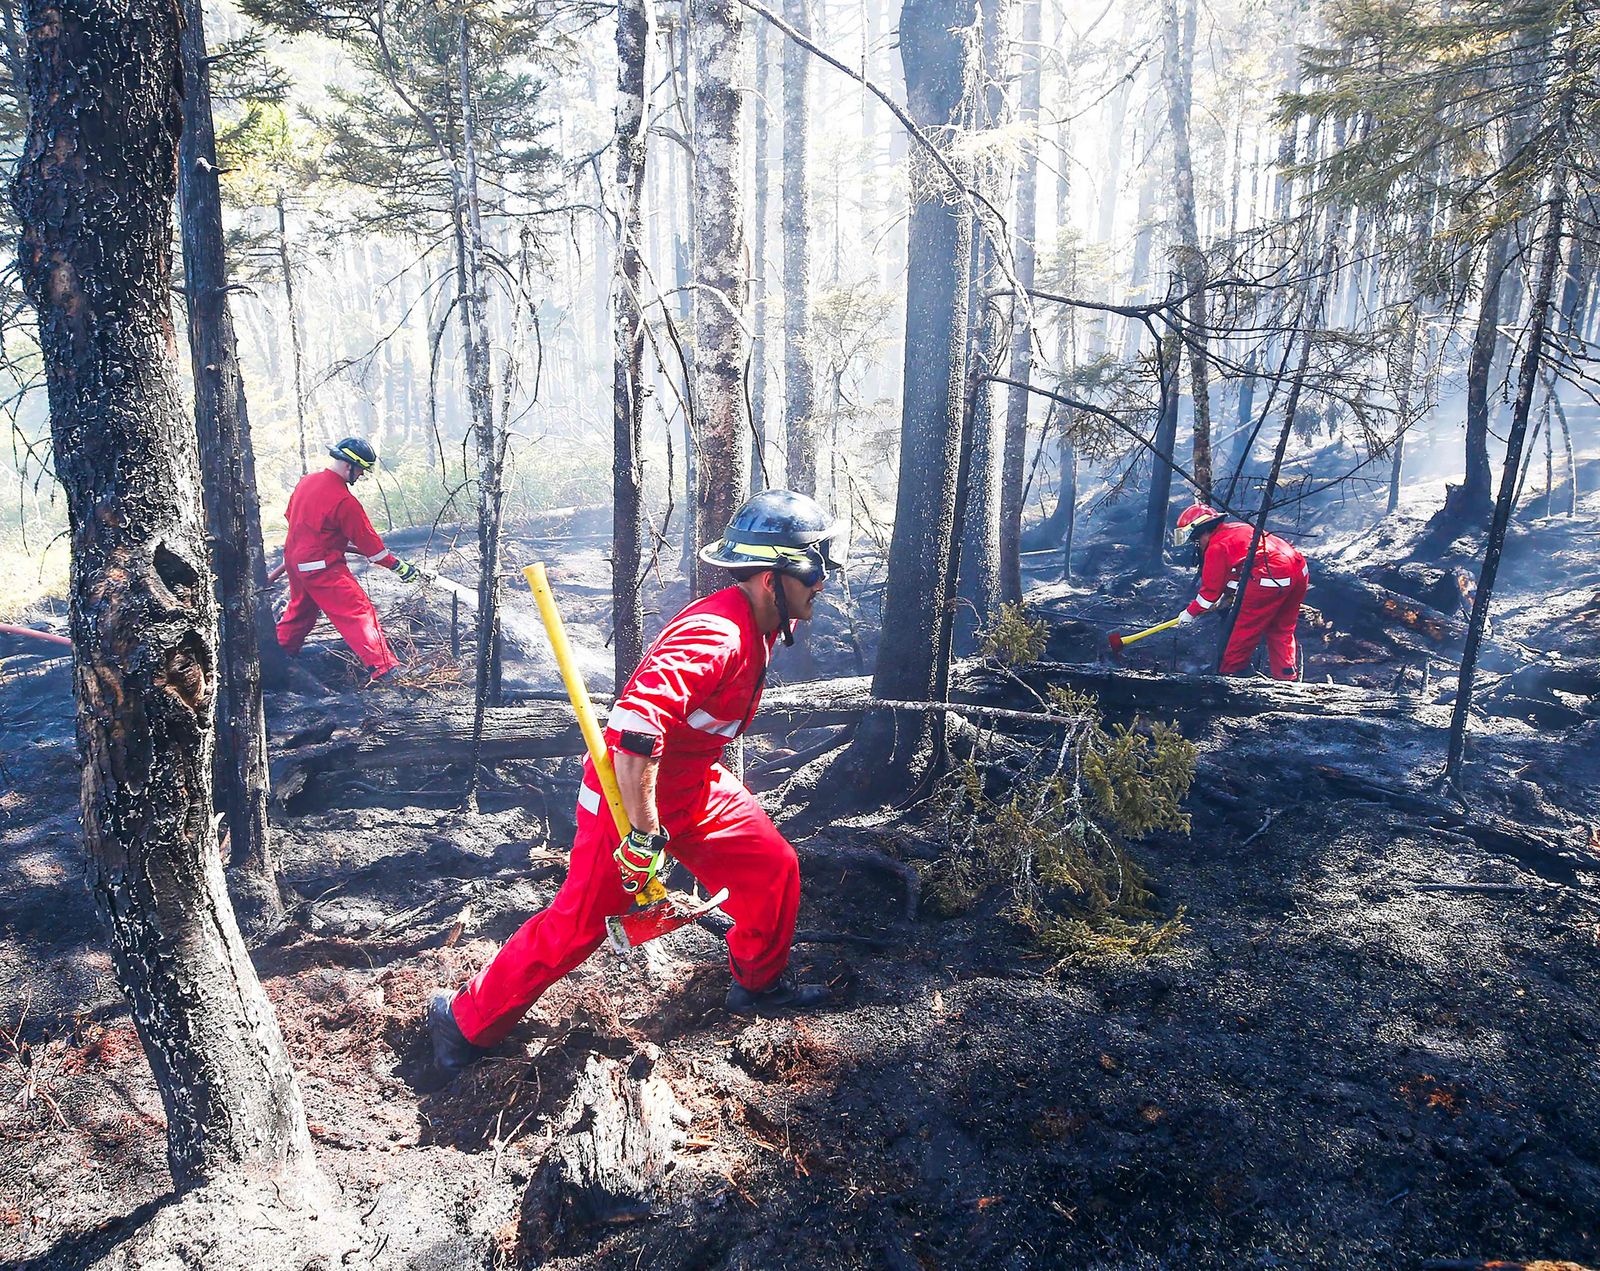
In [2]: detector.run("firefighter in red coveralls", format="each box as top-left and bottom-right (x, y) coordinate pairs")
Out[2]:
(274, 437), (423, 684)
(1172, 503), (1309, 680)
(428, 490), (844, 1075)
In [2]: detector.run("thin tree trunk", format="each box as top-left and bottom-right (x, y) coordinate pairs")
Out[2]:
(1143, 278), (1183, 567)
(849, 0), (976, 781)
(780, 0), (816, 496)
(177, 0), (281, 930)
(690, 0), (749, 595)
(457, 15), (506, 802)
(1162, 0), (1211, 498)
(275, 192), (310, 475)
(1458, 227), (1510, 523)
(12, 0), (313, 1185)
(749, 18), (771, 491)
(1446, 167), (1571, 785)
(612, 0), (652, 685)
(998, 0), (1042, 605)
(954, 0), (1010, 651)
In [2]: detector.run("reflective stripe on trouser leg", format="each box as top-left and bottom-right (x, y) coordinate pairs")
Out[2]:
(1219, 582), (1285, 674)
(275, 574), (324, 656)
(1265, 571), (1309, 681)
(667, 764), (800, 992)
(452, 808), (632, 1046)
(303, 568), (399, 675)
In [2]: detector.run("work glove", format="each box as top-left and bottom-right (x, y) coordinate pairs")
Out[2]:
(1176, 609), (1196, 626)
(615, 827), (669, 895)
(393, 557), (422, 583)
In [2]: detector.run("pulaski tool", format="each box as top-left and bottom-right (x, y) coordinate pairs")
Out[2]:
(523, 563), (729, 954)
(1108, 616), (1182, 655)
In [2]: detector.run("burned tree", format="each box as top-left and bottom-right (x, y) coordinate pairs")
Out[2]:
(611, 0), (651, 684)
(689, 0), (750, 594)
(848, 0), (977, 779)
(12, 0), (312, 1184)
(780, 0), (816, 497)
(177, 0), (282, 929)
(997, 0), (1042, 605)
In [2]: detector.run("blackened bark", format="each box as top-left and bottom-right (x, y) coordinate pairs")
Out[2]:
(1458, 227), (1510, 523)
(749, 18), (771, 490)
(1161, 0), (1211, 498)
(997, 0), (1042, 606)
(848, 0), (976, 780)
(275, 192), (309, 474)
(689, 0), (748, 595)
(612, 0), (651, 685)
(12, 0), (312, 1184)
(177, 0), (280, 928)
(780, 0), (815, 496)
(1446, 167), (1571, 785)
(954, 0), (1009, 652)
(1143, 304), (1181, 568)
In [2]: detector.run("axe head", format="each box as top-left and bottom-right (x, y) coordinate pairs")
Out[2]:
(1108, 631), (1126, 653)
(605, 887), (730, 954)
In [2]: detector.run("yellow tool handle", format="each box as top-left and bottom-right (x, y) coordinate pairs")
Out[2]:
(524, 563), (632, 840)
(1119, 616), (1182, 648)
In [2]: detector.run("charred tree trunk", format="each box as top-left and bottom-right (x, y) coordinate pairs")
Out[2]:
(998, 0), (1042, 605)
(848, 0), (976, 781)
(1162, 0), (1211, 498)
(457, 14), (505, 751)
(11, 0), (313, 1185)
(1457, 227), (1510, 525)
(1143, 294), (1182, 568)
(780, 0), (816, 496)
(749, 18), (771, 491)
(177, 0), (281, 929)
(275, 191), (310, 474)
(954, 0), (1009, 652)
(611, 0), (651, 685)
(689, 0), (749, 595)
(1446, 160), (1572, 786)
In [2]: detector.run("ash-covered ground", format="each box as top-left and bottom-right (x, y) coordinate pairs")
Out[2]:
(3, 490), (1600, 1270)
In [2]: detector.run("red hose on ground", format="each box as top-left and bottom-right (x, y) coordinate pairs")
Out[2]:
(0, 623), (71, 648)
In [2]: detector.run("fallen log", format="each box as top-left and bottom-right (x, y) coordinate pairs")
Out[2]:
(270, 664), (1465, 809)
(517, 1050), (688, 1256)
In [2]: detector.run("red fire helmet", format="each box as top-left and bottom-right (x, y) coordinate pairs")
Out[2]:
(1172, 503), (1226, 548)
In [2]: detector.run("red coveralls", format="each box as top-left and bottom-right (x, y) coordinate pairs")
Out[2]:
(1186, 521), (1309, 680)
(275, 468), (401, 677)
(452, 585), (799, 1046)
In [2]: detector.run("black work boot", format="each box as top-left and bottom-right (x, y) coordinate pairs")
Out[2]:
(427, 989), (490, 1076)
(726, 969), (832, 1017)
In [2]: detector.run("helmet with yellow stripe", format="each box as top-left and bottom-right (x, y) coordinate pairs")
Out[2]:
(698, 490), (848, 587)
(329, 437), (378, 481)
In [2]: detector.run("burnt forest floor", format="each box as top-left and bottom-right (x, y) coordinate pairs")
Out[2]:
(3, 500), (1600, 1270)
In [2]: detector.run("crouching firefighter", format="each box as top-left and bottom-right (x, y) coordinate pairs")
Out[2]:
(429, 489), (846, 1075)
(1171, 503), (1309, 681)
(274, 437), (424, 684)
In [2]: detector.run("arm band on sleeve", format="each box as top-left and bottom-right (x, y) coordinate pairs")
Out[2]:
(618, 729), (659, 757)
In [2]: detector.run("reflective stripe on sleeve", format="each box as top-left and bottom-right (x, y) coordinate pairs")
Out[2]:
(577, 783), (601, 815)
(687, 708), (741, 738)
(366, 551), (390, 563)
(297, 560), (328, 573)
(1193, 593), (1217, 611)
(607, 704), (656, 735)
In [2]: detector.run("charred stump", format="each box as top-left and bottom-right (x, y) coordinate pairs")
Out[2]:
(518, 1050), (689, 1255)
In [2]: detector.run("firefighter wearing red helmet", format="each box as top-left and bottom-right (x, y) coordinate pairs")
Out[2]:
(428, 490), (846, 1076)
(274, 438), (423, 683)
(1172, 503), (1309, 681)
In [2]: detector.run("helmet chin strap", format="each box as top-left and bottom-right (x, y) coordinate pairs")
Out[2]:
(771, 570), (794, 646)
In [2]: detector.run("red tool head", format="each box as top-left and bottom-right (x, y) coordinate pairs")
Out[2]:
(1108, 631), (1125, 655)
